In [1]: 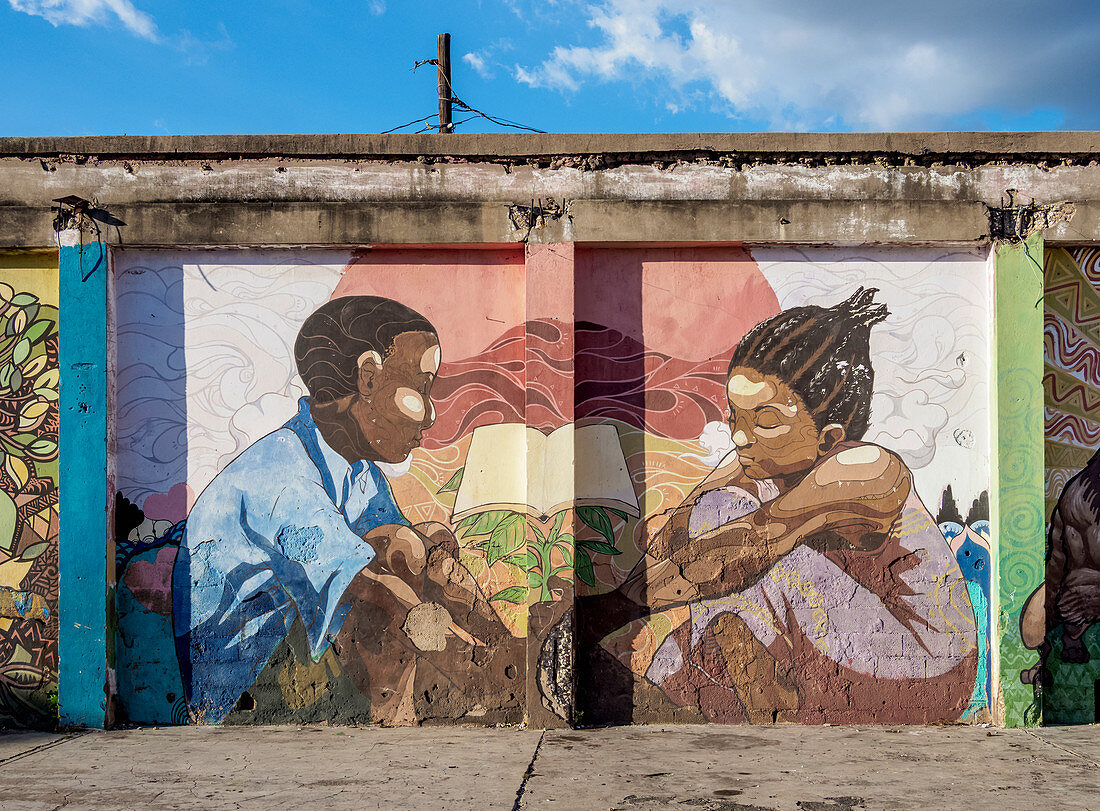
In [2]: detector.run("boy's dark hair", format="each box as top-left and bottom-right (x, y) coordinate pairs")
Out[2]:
(728, 287), (889, 441)
(295, 296), (437, 404)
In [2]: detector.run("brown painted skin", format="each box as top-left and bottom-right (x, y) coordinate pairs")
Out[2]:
(626, 367), (910, 609)
(312, 331), (440, 465)
(308, 330), (520, 724)
(615, 367), (912, 722)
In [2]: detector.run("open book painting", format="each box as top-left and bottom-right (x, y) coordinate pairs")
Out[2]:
(452, 423), (640, 521)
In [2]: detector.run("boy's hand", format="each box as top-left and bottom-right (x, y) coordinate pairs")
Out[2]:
(362, 524), (428, 580)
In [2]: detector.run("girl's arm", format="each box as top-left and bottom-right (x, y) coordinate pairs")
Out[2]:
(641, 450), (754, 558)
(625, 444), (911, 608)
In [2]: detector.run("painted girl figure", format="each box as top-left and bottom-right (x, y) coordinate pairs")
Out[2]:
(591, 288), (978, 724)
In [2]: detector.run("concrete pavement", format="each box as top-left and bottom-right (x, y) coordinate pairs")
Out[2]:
(0, 724), (1096, 810)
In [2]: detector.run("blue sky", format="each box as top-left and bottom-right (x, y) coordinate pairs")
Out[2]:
(1, 0), (1097, 135)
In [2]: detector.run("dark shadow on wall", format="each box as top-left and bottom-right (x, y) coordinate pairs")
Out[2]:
(573, 248), (649, 726)
(112, 252), (190, 726)
(571, 246), (781, 727)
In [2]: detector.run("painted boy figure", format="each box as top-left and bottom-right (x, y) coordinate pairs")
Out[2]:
(588, 288), (979, 724)
(174, 296), (517, 724)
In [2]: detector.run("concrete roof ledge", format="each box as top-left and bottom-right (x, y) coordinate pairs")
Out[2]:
(1, 132), (1099, 162)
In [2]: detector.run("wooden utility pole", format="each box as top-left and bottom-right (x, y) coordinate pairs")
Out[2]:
(437, 33), (452, 134)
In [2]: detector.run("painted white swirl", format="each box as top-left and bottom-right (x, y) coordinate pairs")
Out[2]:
(114, 251), (347, 507)
(750, 246), (991, 509)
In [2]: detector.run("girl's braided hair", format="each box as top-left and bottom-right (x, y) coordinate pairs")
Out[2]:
(728, 287), (889, 441)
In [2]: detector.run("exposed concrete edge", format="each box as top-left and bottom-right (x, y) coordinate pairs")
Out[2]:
(2, 132), (1099, 163)
(0, 199), (1001, 247)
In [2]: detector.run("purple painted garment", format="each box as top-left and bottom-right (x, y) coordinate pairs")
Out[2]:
(646, 481), (977, 686)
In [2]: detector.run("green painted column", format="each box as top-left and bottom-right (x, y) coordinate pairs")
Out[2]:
(990, 234), (1046, 727)
(58, 228), (115, 728)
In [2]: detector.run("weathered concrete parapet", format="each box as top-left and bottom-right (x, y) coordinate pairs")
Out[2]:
(1, 133), (1099, 247)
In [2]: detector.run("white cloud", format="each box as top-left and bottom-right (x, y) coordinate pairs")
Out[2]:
(513, 0), (1100, 129)
(464, 51), (491, 79)
(9, 0), (158, 41)
(368, 0), (385, 15)
(461, 40), (516, 82)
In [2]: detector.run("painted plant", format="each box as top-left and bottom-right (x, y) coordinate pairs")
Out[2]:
(0, 283), (59, 728)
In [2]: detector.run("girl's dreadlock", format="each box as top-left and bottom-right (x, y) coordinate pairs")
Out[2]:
(728, 287), (889, 441)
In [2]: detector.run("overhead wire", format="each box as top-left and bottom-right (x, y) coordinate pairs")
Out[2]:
(380, 113), (439, 135)
(381, 58), (545, 134)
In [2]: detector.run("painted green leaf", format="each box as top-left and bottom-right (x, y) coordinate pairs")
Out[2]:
(487, 514), (526, 565)
(464, 509), (512, 537)
(21, 303), (39, 326)
(12, 433), (36, 446)
(33, 388), (57, 402)
(0, 364), (12, 390)
(437, 466), (464, 494)
(555, 541), (574, 568)
(455, 514), (480, 531)
(488, 585), (527, 604)
(0, 490), (16, 554)
(575, 548), (596, 587)
(11, 339), (30, 366)
(550, 509), (566, 537)
(35, 458), (57, 488)
(23, 320), (53, 345)
(501, 514), (527, 552)
(10, 294), (37, 308)
(578, 539), (621, 556)
(10, 370), (21, 392)
(578, 505), (616, 546)
(608, 508), (628, 520)
(28, 439), (57, 457)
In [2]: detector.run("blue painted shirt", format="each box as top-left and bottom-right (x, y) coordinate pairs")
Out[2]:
(172, 398), (408, 720)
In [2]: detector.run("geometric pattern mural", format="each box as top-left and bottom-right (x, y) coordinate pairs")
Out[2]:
(1041, 246), (1100, 723)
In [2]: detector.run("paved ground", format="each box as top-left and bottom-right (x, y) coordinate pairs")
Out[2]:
(0, 724), (1096, 810)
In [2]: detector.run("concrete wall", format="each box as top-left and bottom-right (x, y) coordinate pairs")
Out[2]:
(0, 132), (1093, 728)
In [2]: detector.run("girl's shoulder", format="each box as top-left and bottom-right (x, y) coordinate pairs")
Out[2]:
(811, 441), (911, 489)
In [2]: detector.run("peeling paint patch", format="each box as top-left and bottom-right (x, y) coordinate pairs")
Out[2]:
(0, 588), (50, 622)
(276, 525), (322, 563)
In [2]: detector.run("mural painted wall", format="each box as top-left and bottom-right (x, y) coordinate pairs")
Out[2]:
(114, 246), (992, 727)
(115, 249), (533, 725)
(571, 247), (992, 725)
(1018, 246), (1100, 724)
(0, 252), (59, 729)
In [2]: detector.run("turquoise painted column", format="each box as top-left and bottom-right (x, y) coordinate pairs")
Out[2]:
(57, 228), (114, 728)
